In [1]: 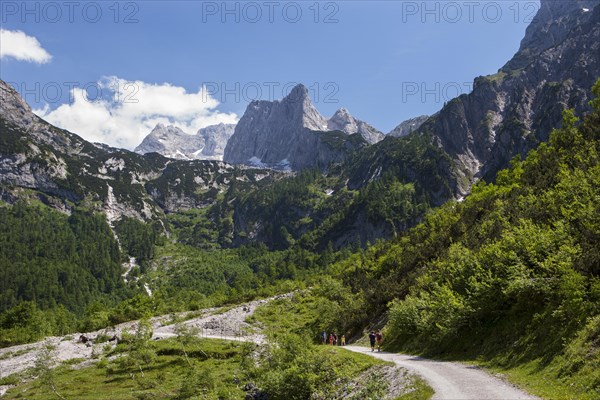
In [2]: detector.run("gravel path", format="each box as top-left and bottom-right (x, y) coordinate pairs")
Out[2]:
(344, 346), (540, 400)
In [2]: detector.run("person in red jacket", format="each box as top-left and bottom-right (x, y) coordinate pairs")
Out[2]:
(375, 330), (383, 352)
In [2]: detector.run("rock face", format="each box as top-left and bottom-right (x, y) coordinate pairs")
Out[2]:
(327, 108), (384, 144)
(135, 124), (202, 159)
(223, 84), (371, 170)
(388, 115), (429, 137)
(135, 123), (235, 161)
(417, 0), (600, 194)
(197, 123), (236, 159)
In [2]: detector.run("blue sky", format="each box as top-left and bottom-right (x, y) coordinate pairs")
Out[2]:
(0, 1), (538, 148)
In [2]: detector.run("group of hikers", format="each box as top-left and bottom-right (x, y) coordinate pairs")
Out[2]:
(369, 330), (383, 352)
(321, 331), (346, 346)
(320, 329), (383, 352)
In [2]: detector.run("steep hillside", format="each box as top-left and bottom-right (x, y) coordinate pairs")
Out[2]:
(323, 81), (600, 398)
(417, 0), (600, 193)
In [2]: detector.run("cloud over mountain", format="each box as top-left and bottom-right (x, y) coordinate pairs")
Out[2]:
(34, 77), (238, 149)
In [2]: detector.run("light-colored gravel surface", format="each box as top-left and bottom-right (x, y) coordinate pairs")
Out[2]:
(152, 293), (293, 343)
(344, 346), (540, 400)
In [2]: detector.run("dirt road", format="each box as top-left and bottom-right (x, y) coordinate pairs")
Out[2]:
(344, 346), (540, 400)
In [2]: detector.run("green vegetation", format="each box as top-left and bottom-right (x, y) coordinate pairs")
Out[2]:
(3, 333), (392, 400)
(0, 203), (124, 314)
(4, 338), (247, 400)
(246, 80), (600, 398)
(242, 333), (390, 400)
(248, 280), (367, 342)
(319, 81), (600, 397)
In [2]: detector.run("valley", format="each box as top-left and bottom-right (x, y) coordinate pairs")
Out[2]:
(0, 0), (599, 398)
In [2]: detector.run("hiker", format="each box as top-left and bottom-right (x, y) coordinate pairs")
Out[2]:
(375, 330), (383, 352)
(341, 335), (346, 346)
(321, 331), (327, 345)
(369, 331), (376, 352)
(329, 333), (334, 345)
(333, 333), (338, 346)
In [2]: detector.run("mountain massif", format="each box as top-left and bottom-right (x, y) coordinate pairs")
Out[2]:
(223, 84), (382, 170)
(135, 122), (235, 161)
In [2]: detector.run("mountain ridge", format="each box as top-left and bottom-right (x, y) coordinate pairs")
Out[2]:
(134, 122), (236, 161)
(415, 0), (600, 194)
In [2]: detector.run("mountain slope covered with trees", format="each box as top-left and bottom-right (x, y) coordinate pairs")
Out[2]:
(315, 81), (600, 398)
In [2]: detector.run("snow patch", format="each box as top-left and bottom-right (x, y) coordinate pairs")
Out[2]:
(248, 156), (266, 168)
(277, 158), (292, 172)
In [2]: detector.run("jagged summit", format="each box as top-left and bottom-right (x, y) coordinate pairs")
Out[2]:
(135, 124), (199, 160)
(0, 79), (35, 129)
(135, 123), (235, 161)
(388, 115), (429, 138)
(328, 108), (384, 144)
(223, 85), (380, 169)
(415, 0), (600, 194)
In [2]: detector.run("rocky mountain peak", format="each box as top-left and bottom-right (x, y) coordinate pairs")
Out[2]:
(388, 115), (429, 138)
(197, 123), (236, 159)
(327, 108), (384, 144)
(502, 0), (599, 72)
(135, 123), (235, 161)
(150, 124), (187, 138)
(417, 0), (599, 195)
(223, 85), (369, 169)
(281, 84), (329, 131)
(0, 80), (35, 129)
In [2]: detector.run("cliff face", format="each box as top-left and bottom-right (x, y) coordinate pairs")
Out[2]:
(223, 84), (368, 170)
(418, 0), (600, 193)
(388, 115), (430, 138)
(198, 123), (236, 159)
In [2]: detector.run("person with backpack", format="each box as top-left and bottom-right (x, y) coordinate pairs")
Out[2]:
(321, 331), (327, 345)
(368, 331), (376, 352)
(375, 330), (383, 352)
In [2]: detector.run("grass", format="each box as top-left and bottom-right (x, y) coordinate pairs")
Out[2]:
(396, 375), (435, 400)
(2, 336), (413, 400)
(246, 290), (319, 336)
(318, 345), (391, 376)
(477, 358), (599, 400)
(248, 292), (435, 399)
(3, 338), (247, 400)
(0, 348), (30, 360)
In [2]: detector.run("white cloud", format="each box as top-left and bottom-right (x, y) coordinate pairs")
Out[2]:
(34, 77), (239, 149)
(0, 29), (52, 64)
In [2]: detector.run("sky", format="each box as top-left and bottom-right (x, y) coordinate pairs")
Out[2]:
(0, 1), (539, 149)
